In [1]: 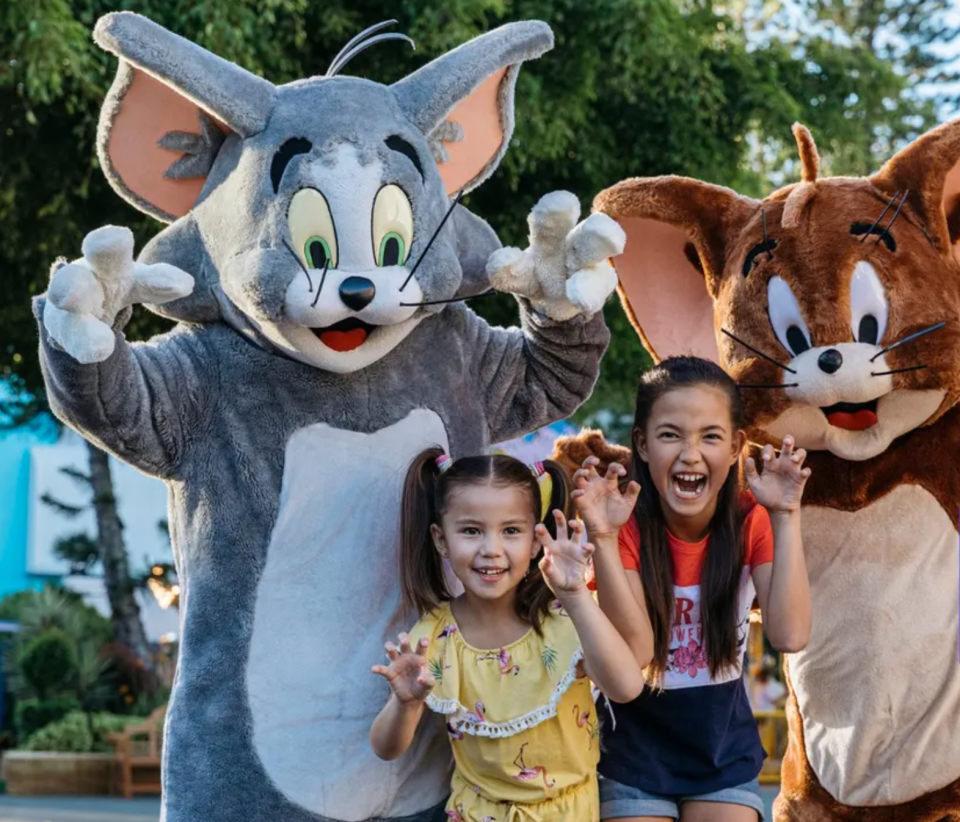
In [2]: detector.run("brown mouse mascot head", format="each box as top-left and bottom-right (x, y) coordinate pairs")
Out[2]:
(558, 122), (960, 821)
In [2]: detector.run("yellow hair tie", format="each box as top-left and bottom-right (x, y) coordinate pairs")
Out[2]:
(531, 462), (553, 520)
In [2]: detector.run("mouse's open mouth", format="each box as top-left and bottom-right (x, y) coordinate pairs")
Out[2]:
(821, 399), (879, 431)
(310, 319), (375, 352)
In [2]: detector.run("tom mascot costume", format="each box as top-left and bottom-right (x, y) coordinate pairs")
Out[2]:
(34, 13), (626, 822)
(557, 123), (960, 820)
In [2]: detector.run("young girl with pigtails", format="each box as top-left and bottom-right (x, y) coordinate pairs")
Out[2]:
(370, 448), (645, 822)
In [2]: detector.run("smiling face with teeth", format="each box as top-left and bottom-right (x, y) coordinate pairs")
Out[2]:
(431, 482), (542, 606)
(635, 385), (745, 540)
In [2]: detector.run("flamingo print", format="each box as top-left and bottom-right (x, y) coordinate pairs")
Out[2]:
(573, 704), (591, 728)
(464, 701), (486, 724)
(477, 647), (520, 676)
(513, 743), (556, 787)
(445, 805), (465, 821)
(550, 600), (569, 617)
(446, 721), (464, 741)
(438, 625), (458, 639)
(573, 704), (599, 749)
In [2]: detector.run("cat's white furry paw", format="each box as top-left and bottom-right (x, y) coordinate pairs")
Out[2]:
(43, 225), (194, 364)
(486, 193), (625, 320)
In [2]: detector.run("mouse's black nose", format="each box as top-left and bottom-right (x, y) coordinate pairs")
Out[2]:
(818, 349), (843, 374)
(339, 277), (376, 311)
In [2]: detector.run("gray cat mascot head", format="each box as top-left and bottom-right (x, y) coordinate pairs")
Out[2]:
(36, 12), (623, 822)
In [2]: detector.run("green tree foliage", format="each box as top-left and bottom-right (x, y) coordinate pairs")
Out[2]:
(1, 0), (954, 436)
(18, 629), (77, 698)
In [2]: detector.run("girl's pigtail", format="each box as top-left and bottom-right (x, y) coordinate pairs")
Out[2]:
(539, 459), (572, 535)
(518, 459), (573, 633)
(399, 446), (450, 617)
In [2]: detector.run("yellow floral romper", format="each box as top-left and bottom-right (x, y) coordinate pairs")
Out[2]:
(408, 601), (600, 822)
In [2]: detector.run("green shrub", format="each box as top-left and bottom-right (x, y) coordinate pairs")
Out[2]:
(22, 711), (92, 753)
(14, 696), (81, 742)
(20, 710), (139, 753)
(19, 630), (77, 697)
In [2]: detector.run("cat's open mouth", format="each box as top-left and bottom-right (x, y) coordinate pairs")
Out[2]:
(310, 318), (376, 352)
(821, 399), (879, 431)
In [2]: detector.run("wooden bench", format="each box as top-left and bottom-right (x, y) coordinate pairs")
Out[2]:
(106, 706), (166, 798)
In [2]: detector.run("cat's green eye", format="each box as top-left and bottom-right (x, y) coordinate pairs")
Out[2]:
(371, 185), (413, 267)
(377, 232), (406, 267)
(288, 188), (338, 269)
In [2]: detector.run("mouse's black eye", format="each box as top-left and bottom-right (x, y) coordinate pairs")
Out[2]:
(858, 315), (879, 345)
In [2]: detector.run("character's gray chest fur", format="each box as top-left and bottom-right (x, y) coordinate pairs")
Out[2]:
(245, 409), (451, 819)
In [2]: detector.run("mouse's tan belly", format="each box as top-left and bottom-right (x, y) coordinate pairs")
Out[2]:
(790, 485), (960, 806)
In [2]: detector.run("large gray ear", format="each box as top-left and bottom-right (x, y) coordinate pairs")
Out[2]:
(93, 12), (276, 223)
(392, 22), (553, 195)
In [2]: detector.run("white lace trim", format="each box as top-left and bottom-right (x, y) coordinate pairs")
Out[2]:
(425, 647), (585, 738)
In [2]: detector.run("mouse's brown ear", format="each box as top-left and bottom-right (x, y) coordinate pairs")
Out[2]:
(870, 119), (960, 264)
(594, 176), (758, 363)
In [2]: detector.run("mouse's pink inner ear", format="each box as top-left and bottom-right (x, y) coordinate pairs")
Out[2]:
(871, 119), (960, 264)
(100, 65), (230, 223)
(614, 217), (720, 363)
(595, 177), (756, 365)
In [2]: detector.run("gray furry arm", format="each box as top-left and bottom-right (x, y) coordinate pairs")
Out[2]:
(34, 297), (213, 479)
(467, 302), (610, 443)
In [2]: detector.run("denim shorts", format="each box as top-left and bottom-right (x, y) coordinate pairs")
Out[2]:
(599, 774), (765, 820)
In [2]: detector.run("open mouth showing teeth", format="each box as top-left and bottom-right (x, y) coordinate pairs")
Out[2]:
(475, 568), (507, 582)
(672, 473), (706, 499)
(310, 318), (375, 352)
(821, 399), (878, 431)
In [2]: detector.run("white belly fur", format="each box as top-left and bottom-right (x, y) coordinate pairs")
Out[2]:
(247, 410), (452, 821)
(791, 485), (960, 805)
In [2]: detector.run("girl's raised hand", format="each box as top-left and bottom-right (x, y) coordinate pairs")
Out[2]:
(371, 633), (435, 704)
(571, 456), (641, 538)
(537, 511), (594, 595)
(744, 436), (811, 513)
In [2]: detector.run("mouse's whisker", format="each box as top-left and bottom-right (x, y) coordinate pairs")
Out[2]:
(737, 383), (800, 389)
(722, 329), (797, 374)
(870, 364), (927, 377)
(869, 322), (945, 362)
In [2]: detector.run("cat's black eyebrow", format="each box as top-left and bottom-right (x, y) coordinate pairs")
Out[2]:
(850, 222), (897, 251)
(742, 239), (777, 277)
(385, 135), (423, 180)
(271, 138), (313, 194)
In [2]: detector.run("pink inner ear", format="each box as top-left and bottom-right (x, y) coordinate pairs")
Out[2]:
(942, 158), (960, 265)
(436, 68), (507, 195)
(616, 217), (719, 363)
(108, 70), (227, 220)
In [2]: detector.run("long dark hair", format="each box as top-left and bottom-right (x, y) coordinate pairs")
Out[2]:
(630, 357), (745, 686)
(400, 447), (570, 633)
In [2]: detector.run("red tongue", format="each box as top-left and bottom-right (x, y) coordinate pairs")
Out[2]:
(320, 328), (368, 352)
(827, 409), (878, 430)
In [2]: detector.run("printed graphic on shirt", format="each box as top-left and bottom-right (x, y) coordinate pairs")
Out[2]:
(663, 573), (755, 690)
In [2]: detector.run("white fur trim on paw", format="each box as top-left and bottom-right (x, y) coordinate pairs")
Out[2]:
(80, 225), (135, 282)
(132, 262), (195, 305)
(43, 301), (116, 364)
(565, 262), (618, 315)
(529, 191), (581, 252)
(565, 214), (626, 272)
(487, 246), (538, 296)
(48, 263), (105, 316)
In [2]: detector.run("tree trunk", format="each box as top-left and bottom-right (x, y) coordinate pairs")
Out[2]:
(85, 441), (154, 670)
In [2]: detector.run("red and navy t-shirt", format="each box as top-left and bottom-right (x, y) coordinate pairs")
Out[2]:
(597, 494), (774, 796)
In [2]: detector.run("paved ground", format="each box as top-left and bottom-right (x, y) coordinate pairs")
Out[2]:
(0, 790), (781, 821)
